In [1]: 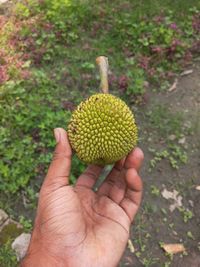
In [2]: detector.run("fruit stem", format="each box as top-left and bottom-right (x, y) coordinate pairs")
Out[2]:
(96, 56), (109, 94)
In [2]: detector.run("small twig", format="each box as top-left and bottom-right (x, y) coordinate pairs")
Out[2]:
(168, 78), (178, 92)
(96, 56), (109, 94)
(128, 239), (135, 253)
(180, 69), (193, 76)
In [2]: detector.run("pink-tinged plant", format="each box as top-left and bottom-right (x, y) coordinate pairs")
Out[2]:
(147, 68), (156, 77)
(153, 15), (165, 24)
(138, 56), (150, 70)
(21, 70), (31, 80)
(165, 39), (183, 61)
(169, 23), (178, 30)
(43, 22), (54, 31)
(192, 13), (200, 33)
(190, 40), (200, 54)
(118, 75), (129, 93)
(0, 15), (7, 28)
(109, 74), (117, 85)
(0, 15), (31, 85)
(183, 51), (193, 63)
(62, 100), (76, 111)
(151, 46), (163, 54)
(166, 71), (175, 78)
(0, 66), (9, 85)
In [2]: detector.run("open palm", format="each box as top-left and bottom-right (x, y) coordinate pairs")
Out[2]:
(22, 128), (143, 267)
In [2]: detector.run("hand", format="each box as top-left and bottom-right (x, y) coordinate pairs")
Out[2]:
(21, 128), (144, 267)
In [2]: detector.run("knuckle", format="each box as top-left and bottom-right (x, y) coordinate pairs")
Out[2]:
(53, 151), (69, 161)
(84, 170), (98, 180)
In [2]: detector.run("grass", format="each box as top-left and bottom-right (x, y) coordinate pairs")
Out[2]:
(0, 0), (200, 266)
(0, 239), (17, 267)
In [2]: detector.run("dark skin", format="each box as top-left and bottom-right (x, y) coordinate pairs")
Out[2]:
(21, 128), (144, 267)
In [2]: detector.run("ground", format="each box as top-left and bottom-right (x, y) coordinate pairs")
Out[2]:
(120, 62), (200, 266)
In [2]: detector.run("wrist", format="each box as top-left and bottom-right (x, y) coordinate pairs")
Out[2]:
(20, 251), (61, 267)
(20, 230), (67, 267)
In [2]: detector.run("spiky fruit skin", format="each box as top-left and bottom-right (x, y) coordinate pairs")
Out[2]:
(68, 93), (138, 165)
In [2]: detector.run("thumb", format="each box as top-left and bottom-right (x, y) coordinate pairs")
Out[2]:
(43, 128), (72, 188)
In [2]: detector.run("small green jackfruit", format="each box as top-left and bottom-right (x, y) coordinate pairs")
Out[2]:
(68, 93), (138, 165)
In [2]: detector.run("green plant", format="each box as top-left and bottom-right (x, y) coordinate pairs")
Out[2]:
(0, 239), (17, 267)
(14, 2), (30, 18)
(187, 231), (195, 240)
(0, 72), (72, 194)
(164, 261), (171, 267)
(178, 207), (193, 223)
(150, 185), (160, 196)
(141, 256), (159, 267)
(126, 68), (145, 96)
(149, 145), (187, 170)
(18, 216), (33, 232)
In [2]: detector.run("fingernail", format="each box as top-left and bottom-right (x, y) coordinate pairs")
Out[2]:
(54, 128), (60, 143)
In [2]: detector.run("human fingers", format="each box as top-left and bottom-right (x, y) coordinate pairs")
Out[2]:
(119, 147), (144, 221)
(124, 147), (144, 172)
(97, 147), (143, 203)
(97, 158), (126, 203)
(75, 164), (104, 189)
(120, 168), (143, 222)
(42, 128), (72, 190)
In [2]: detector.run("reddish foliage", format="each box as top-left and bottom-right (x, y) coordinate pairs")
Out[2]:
(183, 50), (193, 63)
(147, 67), (156, 77)
(109, 74), (117, 85)
(169, 22), (178, 30)
(62, 100), (76, 111)
(151, 46), (163, 54)
(0, 66), (9, 84)
(21, 70), (31, 80)
(118, 75), (129, 93)
(192, 13), (200, 33)
(138, 56), (150, 70)
(153, 15), (165, 24)
(0, 15), (7, 28)
(0, 15), (31, 85)
(190, 40), (200, 54)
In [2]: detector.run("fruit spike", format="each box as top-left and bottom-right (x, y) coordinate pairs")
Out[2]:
(68, 56), (138, 165)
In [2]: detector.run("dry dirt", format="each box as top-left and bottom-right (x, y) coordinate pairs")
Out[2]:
(121, 61), (200, 267)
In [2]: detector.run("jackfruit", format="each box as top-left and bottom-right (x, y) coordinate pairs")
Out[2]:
(68, 93), (138, 165)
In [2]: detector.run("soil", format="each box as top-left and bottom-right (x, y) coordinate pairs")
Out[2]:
(120, 61), (200, 266)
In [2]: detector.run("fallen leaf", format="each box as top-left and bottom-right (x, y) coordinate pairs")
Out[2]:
(128, 239), (135, 253)
(168, 134), (176, 141)
(189, 200), (194, 207)
(196, 186), (200, 191)
(161, 188), (176, 200)
(162, 243), (186, 254)
(161, 189), (183, 212)
(178, 137), (186, 144)
(180, 69), (193, 76)
(168, 78), (178, 92)
(0, 0), (9, 4)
